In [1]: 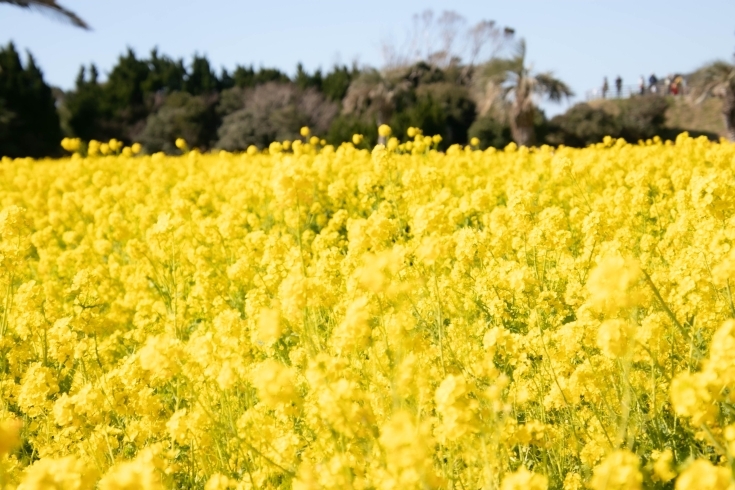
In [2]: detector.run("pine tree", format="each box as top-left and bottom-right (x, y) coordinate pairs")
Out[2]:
(65, 63), (109, 142)
(185, 55), (219, 95)
(0, 42), (62, 158)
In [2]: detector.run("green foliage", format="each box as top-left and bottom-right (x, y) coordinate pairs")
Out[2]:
(0, 42), (62, 158)
(2, 41), (725, 157)
(0, 98), (14, 141)
(326, 114), (378, 147)
(295, 63), (322, 91)
(616, 96), (669, 141)
(403, 61), (446, 87)
(390, 83), (476, 148)
(139, 92), (218, 153)
(141, 49), (186, 94)
(216, 83), (337, 151)
(321, 65), (358, 102)
(546, 97), (669, 147)
(64, 64), (111, 142)
(546, 103), (621, 147)
(185, 54), (220, 95)
(468, 113), (513, 149)
(232, 66), (290, 88)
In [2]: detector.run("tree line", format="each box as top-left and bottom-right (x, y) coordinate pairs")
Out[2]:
(0, 17), (732, 158)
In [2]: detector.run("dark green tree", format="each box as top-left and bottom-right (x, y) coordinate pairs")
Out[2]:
(390, 82), (476, 148)
(546, 103), (621, 147)
(219, 68), (235, 91)
(0, 98), (14, 142)
(326, 114), (378, 147)
(142, 49), (186, 95)
(321, 65), (357, 102)
(65, 64), (113, 142)
(295, 63), (323, 91)
(104, 49), (152, 138)
(139, 91), (218, 153)
(232, 66), (291, 88)
(185, 55), (219, 95)
(0, 42), (62, 157)
(467, 113), (512, 149)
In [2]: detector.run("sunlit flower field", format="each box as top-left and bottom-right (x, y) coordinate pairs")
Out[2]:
(1, 130), (735, 489)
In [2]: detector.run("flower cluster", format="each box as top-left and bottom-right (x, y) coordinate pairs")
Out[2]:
(1, 131), (734, 489)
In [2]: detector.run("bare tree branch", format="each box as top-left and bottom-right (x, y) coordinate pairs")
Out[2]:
(381, 10), (513, 71)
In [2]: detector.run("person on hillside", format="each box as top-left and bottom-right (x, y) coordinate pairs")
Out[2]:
(649, 73), (658, 94)
(673, 75), (684, 95)
(615, 76), (623, 98)
(639, 75), (646, 95)
(602, 77), (609, 99)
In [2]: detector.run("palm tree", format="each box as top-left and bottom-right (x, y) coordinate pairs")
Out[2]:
(1, 0), (89, 29)
(690, 61), (735, 141)
(473, 39), (573, 146)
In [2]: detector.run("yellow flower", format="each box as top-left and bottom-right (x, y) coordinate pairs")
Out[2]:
(60, 137), (81, 152)
(98, 458), (164, 490)
(378, 124), (392, 137)
(252, 308), (282, 347)
(205, 474), (236, 490)
(331, 297), (371, 354)
(652, 449), (677, 482)
(175, 137), (188, 150)
(589, 450), (642, 490)
(675, 459), (732, 490)
(0, 417), (22, 455)
(108, 138), (122, 152)
(470, 137), (480, 147)
(18, 456), (98, 490)
(88, 139), (100, 156)
(597, 319), (635, 358)
(352, 134), (363, 145)
(300, 126), (310, 137)
(586, 256), (642, 314)
(6, 129), (735, 489)
(251, 359), (300, 410)
(501, 467), (548, 490)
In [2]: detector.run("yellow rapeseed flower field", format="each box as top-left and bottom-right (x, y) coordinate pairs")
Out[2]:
(2, 131), (735, 489)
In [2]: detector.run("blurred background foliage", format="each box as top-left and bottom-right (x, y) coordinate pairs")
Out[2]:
(0, 7), (730, 157)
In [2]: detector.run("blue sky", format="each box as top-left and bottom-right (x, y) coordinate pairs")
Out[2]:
(1, 0), (733, 115)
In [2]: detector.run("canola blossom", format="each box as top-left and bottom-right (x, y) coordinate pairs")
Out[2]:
(1, 132), (735, 489)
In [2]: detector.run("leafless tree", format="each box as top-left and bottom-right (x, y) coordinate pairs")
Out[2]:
(381, 10), (513, 71)
(1, 0), (89, 29)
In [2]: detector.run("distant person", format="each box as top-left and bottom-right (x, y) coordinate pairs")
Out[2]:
(649, 73), (658, 94)
(673, 75), (683, 95)
(615, 76), (623, 98)
(602, 77), (609, 99)
(639, 75), (646, 95)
